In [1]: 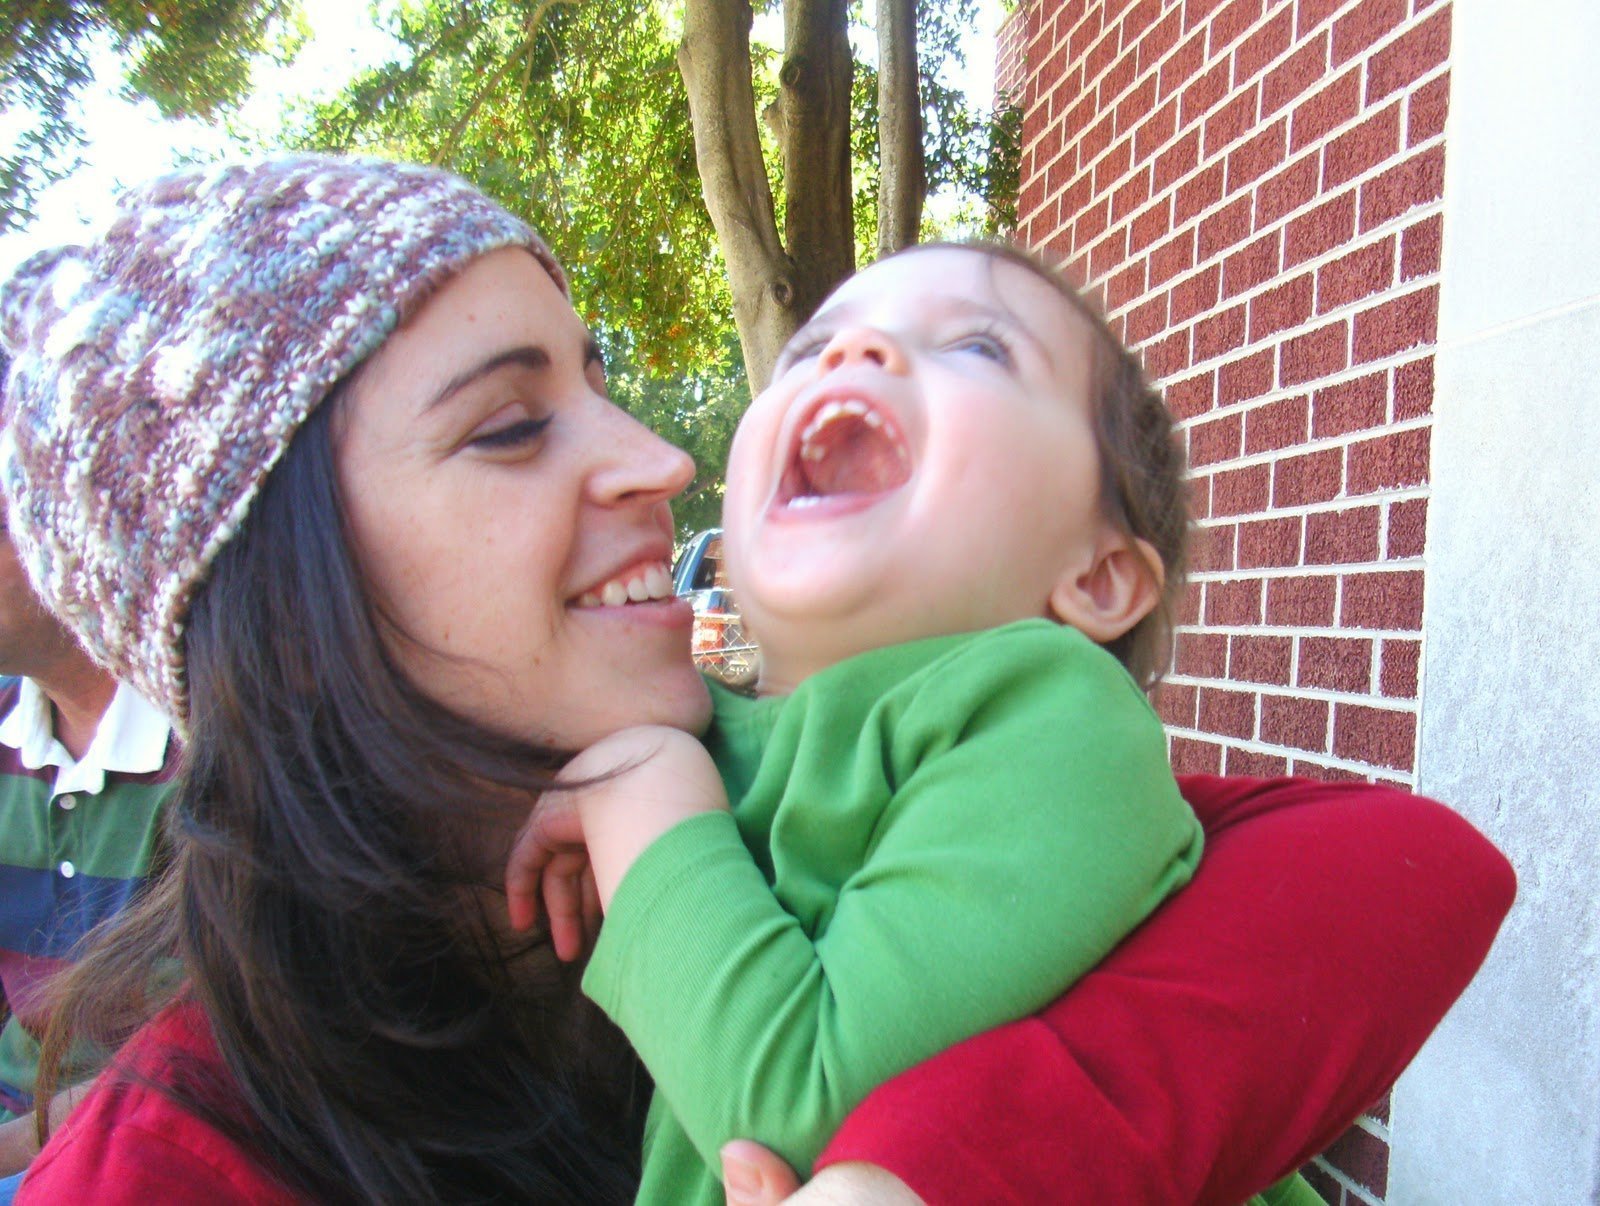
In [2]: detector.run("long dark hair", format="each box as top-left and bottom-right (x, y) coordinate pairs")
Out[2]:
(38, 399), (645, 1202)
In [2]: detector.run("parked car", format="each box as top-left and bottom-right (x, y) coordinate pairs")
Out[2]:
(672, 529), (759, 690)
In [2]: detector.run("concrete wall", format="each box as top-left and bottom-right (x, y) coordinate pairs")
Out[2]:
(1391, 0), (1600, 1200)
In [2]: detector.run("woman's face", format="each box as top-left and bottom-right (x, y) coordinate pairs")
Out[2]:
(336, 247), (711, 748)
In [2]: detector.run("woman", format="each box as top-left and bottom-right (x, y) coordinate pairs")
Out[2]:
(0, 155), (1512, 1203)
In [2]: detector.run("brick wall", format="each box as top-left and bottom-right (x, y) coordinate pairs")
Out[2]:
(997, 1), (1451, 1201)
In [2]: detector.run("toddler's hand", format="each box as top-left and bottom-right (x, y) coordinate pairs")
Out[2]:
(505, 790), (598, 962)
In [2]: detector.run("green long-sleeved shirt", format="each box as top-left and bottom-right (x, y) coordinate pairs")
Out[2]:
(583, 620), (1203, 1205)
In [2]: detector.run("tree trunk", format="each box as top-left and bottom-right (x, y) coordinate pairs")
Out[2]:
(875, 0), (924, 257)
(773, 0), (856, 338)
(678, 0), (799, 391)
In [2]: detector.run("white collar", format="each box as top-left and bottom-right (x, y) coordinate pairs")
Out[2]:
(0, 678), (174, 796)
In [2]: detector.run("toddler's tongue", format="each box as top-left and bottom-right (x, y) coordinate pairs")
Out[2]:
(799, 412), (911, 497)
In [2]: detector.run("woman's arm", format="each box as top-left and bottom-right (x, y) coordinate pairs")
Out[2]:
(815, 775), (1515, 1205)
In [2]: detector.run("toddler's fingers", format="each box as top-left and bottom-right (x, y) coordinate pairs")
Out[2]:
(543, 850), (590, 962)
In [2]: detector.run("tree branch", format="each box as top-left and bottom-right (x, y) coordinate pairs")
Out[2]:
(876, 0), (924, 256)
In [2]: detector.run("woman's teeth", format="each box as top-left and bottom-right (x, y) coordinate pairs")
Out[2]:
(576, 563), (674, 608)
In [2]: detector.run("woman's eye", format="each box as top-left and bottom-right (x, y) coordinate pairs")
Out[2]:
(469, 414), (552, 451)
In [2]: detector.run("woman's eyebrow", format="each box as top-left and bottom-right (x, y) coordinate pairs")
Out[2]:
(422, 346), (551, 413)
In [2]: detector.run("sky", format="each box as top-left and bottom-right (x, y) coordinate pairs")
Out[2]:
(0, 4), (1004, 279)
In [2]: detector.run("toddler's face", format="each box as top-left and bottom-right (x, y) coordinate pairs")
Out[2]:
(723, 247), (1125, 693)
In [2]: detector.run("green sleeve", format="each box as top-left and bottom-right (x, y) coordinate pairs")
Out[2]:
(584, 626), (1202, 1179)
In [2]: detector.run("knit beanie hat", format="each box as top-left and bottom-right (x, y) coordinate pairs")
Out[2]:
(0, 153), (565, 725)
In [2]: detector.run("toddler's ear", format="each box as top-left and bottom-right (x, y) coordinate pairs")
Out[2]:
(1048, 531), (1164, 644)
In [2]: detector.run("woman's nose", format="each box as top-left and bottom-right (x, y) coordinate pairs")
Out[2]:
(587, 403), (696, 506)
(818, 325), (907, 374)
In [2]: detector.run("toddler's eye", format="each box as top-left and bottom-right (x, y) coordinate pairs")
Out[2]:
(950, 332), (1013, 365)
(469, 414), (552, 451)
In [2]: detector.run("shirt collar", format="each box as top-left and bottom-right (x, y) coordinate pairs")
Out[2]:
(0, 678), (174, 795)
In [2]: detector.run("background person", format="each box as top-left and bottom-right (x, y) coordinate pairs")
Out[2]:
(0, 154), (1513, 1205)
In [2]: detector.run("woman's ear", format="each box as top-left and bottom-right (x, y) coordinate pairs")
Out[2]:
(1048, 530), (1164, 644)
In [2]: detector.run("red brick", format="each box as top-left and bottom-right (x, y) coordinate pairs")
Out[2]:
(1233, 6), (1292, 82)
(1266, 574), (1337, 626)
(1150, 229), (1198, 286)
(1318, 236), (1396, 313)
(1075, 197), (1112, 247)
(1166, 369), (1217, 419)
(1400, 213), (1443, 279)
(1192, 520), (1238, 572)
(1212, 463), (1272, 516)
(1360, 145), (1445, 233)
(1226, 747), (1289, 777)
(1333, 703), (1417, 771)
(1306, 505), (1382, 564)
(1190, 410), (1243, 467)
(1232, 634), (1294, 684)
(1131, 196), (1175, 252)
(1262, 33), (1330, 117)
(1343, 569), (1424, 629)
(1134, 100), (1179, 164)
(1136, 6), (1185, 75)
(1183, 0), (1232, 34)
(1223, 231), (1283, 297)
(1324, 103), (1402, 188)
(1367, 6), (1450, 103)
(1248, 273), (1314, 341)
(1154, 129), (1202, 190)
(1293, 761), (1368, 783)
(1198, 194), (1254, 260)
(1284, 190), (1356, 267)
(1176, 631), (1230, 678)
(1218, 348), (1276, 403)
(1353, 285), (1438, 363)
(1182, 59), (1233, 126)
(1205, 576), (1266, 624)
(1160, 29), (1209, 100)
(1084, 25), (1121, 83)
(1107, 259), (1148, 310)
(1175, 265), (1224, 324)
(1408, 70), (1450, 145)
(1204, 87), (1260, 158)
(1294, 0), (1342, 38)
(1175, 162), (1226, 224)
(1273, 446), (1343, 506)
(1393, 355), (1433, 419)
(1127, 293), (1170, 343)
(1312, 371), (1388, 438)
(1281, 319), (1349, 386)
(1089, 224), (1132, 279)
(1170, 736), (1225, 774)
(1179, 579), (1203, 623)
(1100, 48), (1140, 112)
(1076, 111), (1116, 172)
(1143, 329), (1191, 378)
(1256, 152), (1320, 225)
(1381, 638), (1422, 697)
(1387, 496), (1427, 557)
(1156, 680), (1199, 728)
(1093, 136), (1135, 194)
(1299, 635), (1374, 691)
(1261, 694), (1330, 752)
(1331, 0), (1409, 66)
(1290, 67), (1361, 153)
(1239, 516), (1303, 568)
(1209, 0), (1266, 57)
(1245, 394), (1310, 453)
(1349, 426), (1430, 492)
(1227, 116), (1288, 191)
(1200, 686), (1258, 738)
(1194, 303), (1248, 360)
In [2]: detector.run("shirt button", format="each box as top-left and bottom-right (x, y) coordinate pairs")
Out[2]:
(57, 794), (77, 811)
(59, 861), (76, 878)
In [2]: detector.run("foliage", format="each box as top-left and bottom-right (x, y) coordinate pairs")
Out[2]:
(0, 0), (302, 231)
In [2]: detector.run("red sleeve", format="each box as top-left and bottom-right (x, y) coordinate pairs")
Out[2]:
(816, 775), (1516, 1205)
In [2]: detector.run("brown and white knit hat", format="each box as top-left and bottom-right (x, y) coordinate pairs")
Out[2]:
(0, 153), (565, 726)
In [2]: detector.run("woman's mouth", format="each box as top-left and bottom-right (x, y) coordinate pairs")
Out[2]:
(574, 561), (675, 608)
(779, 397), (911, 509)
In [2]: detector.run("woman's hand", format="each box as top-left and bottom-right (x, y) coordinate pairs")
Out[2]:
(721, 1141), (925, 1205)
